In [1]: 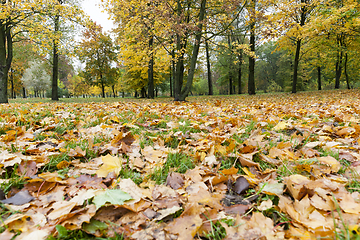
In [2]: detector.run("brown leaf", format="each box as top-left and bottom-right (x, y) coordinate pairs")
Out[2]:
(233, 176), (249, 194)
(2, 190), (34, 205)
(166, 172), (184, 190)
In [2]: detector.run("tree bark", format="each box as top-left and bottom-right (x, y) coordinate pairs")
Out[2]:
(205, 39), (213, 95)
(112, 84), (116, 97)
(335, 51), (342, 89)
(237, 50), (243, 94)
(148, 35), (154, 98)
(344, 53), (350, 89)
(0, 20), (12, 103)
(317, 66), (321, 90)
(101, 81), (105, 98)
(22, 87), (26, 98)
(248, 0), (256, 95)
(292, 39), (301, 93)
(177, 0), (207, 101)
(170, 53), (173, 97)
(52, 13), (60, 101)
(10, 68), (15, 99)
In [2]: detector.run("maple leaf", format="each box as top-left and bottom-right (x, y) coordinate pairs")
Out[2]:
(96, 154), (122, 178)
(93, 189), (132, 209)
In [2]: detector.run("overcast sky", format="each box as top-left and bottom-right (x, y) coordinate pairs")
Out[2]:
(81, 0), (114, 32)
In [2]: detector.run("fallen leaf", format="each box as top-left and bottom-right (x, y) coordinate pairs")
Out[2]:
(96, 154), (122, 178)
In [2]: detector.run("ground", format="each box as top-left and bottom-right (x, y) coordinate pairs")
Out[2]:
(0, 89), (360, 240)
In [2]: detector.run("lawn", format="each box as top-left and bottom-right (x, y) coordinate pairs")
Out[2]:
(1, 89), (360, 239)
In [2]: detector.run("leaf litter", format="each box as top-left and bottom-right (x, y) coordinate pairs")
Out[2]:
(0, 90), (360, 239)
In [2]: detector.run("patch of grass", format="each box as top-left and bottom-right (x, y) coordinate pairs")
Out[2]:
(339, 159), (351, 175)
(233, 120), (257, 144)
(41, 153), (72, 173)
(277, 161), (296, 179)
(204, 220), (227, 240)
(218, 156), (245, 174)
(0, 164), (26, 194)
(320, 149), (340, 160)
(253, 154), (276, 171)
(119, 166), (143, 185)
(164, 135), (181, 149)
(150, 153), (195, 184)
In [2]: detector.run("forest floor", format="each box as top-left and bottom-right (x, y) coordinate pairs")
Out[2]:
(1, 89), (360, 240)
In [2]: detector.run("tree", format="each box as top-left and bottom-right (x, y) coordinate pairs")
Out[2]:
(77, 23), (117, 98)
(308, 0), (360, 89)
(21, 60), (51, 97)
(269, 0), (318, 93)
(105, 0), (247, 101)
(0, 0), (84, 103)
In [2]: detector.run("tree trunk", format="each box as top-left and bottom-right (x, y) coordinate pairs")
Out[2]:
(248, 0), (256, 95)
(344, 53), (350, 89)
(141, 87), (147, 98)
(10, 69), (15, 99)
(148, 35), (154, 98)
(0, 21), (12, 103)
(173, 33), (185, 100)
(291, 0), (307, 93)
(205, 39), (213, 95)
(52, 13), (60, 101)
(335, 51), (342, 89)
(317, 66), (322, 90)
(112, 84), (116, 97)
(170, 56), (173, 97)
(237, 50), (243, 94)
(101, 82), (105, 98)
(177, 0), (206, 101)
(292, 39), (301, 93)
(22, 87), (26, 98)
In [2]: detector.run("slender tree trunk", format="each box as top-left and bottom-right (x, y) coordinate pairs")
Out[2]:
(292, 39), (301, 93)
(237, 50), (243, 94)
(291, 0), (307, 93)
(0, 21), (12, 103)
(112, 84), (116, 97)
(101, 82), (105, 98)
(317, 66), (322, 90)
(335, 51), (342, 89)
(141, 87), (147, 98)
(248, 0), (256, 95)
(205, 39), (213, 95)
(178, 0), (207, 101)
(344, 53), (350, 89)
(148, 35), (154, 98)
(22, 87), (26, 98)
(52, 12), (60, 100)
(170, 57), (173, 97)
(10, 69), (15, 99)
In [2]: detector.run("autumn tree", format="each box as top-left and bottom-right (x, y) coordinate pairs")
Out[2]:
(268, 0), (319, 93)
(308, 0), (360, 89)
(105, 0), (248, 101)
(0, 0), (85, 103)
(21, 60), (51, 97)
(104, 0), (171, 98)
(77, 23), (117, 98)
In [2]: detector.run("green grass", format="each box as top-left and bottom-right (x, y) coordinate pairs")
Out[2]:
(150, 152), (195, 184)
(41, 153), (72, 173)
(0, 164), (26, 194)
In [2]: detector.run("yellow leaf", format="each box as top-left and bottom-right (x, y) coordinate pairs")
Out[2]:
(274, 121), (290, 131)
(96, 154), (122, 178)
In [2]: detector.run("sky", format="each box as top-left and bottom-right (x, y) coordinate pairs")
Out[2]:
(81, 0), (114, 32)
